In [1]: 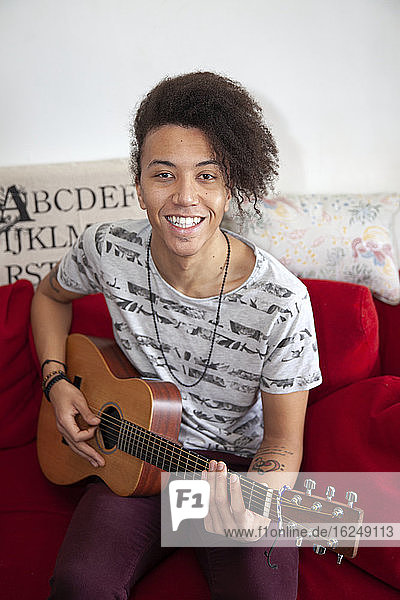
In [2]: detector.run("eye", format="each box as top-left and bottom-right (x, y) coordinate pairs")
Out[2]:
(199, 173), (216, 181)
(155, 172), (173, 179)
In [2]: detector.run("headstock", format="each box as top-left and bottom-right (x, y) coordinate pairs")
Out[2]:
(272, 478), (364, 562)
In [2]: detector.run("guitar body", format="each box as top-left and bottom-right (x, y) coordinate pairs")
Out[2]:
(37, 334), (182, 496)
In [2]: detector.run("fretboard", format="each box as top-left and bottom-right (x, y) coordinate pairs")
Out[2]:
(115, 418), (273, 518)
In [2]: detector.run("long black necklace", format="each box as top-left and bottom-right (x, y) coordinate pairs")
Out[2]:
(146, 231), (231, 388)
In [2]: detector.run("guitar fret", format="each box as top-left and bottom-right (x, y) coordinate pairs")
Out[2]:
(142, 428), (150, 463)
(117, 420), (125, 452)
(128, 422), (135, 456)
(147, 428), (154, 466)
(161, 440), (167, 471)
(128, 421), (135, 456)
(120, 421), (126, 453)
(248, 480), (255, 511)
(160, 440), (171, 470)
(125, 422), (131, 454)
(139, 426), (148, 461)
(154, 431), (161, 469)
(194, 456), (201, 472)
(169, 442), (177, 473)
(117, 420), (122, 450)
(263, 487), (274, 518)
(126, 421), (133, 455)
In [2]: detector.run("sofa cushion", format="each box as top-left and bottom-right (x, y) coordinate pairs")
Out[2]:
(374, 291), (400, 377)
(223, 193), (400, 305)
(0, 511), (74, 600)
(303, 375), (400, 471)
(303, 279), (380, 403)
(302, 375), (400, 590)
(0, 280), (42, 448)
(70, 293), (113, 338)
(0, 441), (208, 600)
(0, 441), (83, 514)
(299, 547), (400, 600)
(28, 291), (114, 377)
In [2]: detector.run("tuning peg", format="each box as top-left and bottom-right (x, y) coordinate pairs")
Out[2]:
(291, 494), (302, 505)
(337, 554), (343, 565)
(345, 491), (358, 508)
(332, 506), (344, 518)
(295, 536), (303, 547)
(313, 544), (326, 555)
(286, 521), (296, 532)
(304, 479), (316, 496)
(325, 485), (335, 502)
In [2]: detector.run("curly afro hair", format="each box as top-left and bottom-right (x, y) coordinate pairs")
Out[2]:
(130, 72), (278, 212)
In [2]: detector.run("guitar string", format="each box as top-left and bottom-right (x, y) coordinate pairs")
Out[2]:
(88, 414), (297, 514)
(95, 421), (273, 513)
(85, 414), (350, 535)
(85, 415), (344, 516)
(87, 408), (343, 517)
(88, 417), (344, 531)
(88, 407), (275, 507)
(81, 413), (353, 547)
(85, 407), (340, 517)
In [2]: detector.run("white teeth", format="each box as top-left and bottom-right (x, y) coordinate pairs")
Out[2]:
(166, 216), (202, 228)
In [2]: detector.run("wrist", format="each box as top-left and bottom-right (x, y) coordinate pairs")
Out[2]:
(44, 372), (71, 402)
(42, 369), (66, 390)
(41, 359), (67, 378)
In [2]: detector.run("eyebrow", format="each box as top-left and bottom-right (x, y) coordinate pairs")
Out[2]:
(146, 159), (221, 169)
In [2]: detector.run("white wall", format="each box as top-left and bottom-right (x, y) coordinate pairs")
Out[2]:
(1, 0), (399, 198)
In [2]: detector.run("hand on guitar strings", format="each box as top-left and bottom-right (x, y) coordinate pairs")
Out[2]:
(49, 379), (105, 469)
(202, 460), (270, 542)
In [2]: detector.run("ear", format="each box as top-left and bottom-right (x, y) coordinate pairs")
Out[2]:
(135, 176), (147, 211)
(224, 190), (232, 213)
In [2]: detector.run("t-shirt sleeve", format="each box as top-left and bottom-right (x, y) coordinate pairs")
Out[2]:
(57, 222), (110, 295)
(260, 288), (322, 393)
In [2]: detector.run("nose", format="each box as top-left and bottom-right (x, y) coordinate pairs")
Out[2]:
(172, 175), (199, 206)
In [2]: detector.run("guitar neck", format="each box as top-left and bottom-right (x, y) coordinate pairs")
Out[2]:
(116, 418), (273, 518)
(115, 419), (364, 559)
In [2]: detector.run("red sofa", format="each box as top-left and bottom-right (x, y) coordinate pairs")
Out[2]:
(1, 278), (400, 599)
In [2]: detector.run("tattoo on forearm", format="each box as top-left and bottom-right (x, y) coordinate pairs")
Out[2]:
(49, 266), (60, 293)
(254, 447), (294, 458)
(251, 447), (294, 473)
(252, 457), (284, 472)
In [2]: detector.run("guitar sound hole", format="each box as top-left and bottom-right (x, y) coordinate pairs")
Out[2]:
(99, 406), (121, 450)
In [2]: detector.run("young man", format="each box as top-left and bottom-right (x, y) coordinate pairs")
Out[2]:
(31, 72), (322, 599)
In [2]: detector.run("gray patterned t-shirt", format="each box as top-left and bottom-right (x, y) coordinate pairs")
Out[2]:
(58, 219), (322, 457)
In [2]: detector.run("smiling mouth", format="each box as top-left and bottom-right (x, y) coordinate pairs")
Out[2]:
(165, 216), (205, 228)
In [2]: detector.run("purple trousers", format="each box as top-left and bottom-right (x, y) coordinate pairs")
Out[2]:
(49, 452), (298, 600)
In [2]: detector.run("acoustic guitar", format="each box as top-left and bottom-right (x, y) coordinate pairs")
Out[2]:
(37, 334), (363, 562)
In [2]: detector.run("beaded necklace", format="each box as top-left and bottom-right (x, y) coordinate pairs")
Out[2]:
(146, 231), (231, 388)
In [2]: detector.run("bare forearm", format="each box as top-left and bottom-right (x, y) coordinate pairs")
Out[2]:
(248, 439), (303, 490)
(31, 288), (72, 374)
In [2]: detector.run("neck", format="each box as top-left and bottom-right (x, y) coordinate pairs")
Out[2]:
(149, 230), (229, 298)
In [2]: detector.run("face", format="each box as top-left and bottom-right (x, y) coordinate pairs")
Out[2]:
(136, 124), (231, 260)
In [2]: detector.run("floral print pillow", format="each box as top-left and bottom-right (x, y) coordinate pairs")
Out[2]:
(223, 194), (400, 305)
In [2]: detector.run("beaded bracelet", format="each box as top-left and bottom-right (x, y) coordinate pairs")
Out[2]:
(44, 373), (71, 402)
(42, 369), (65, 390)
(41, 359), (67, 377)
